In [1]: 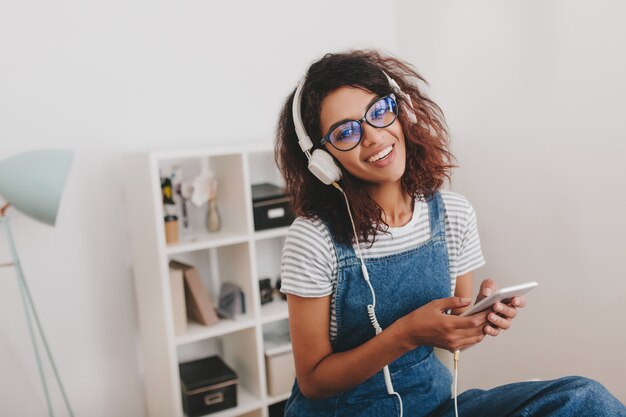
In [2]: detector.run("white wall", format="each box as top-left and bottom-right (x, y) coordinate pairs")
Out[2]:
(396, 0), (626, 402)
(0, 1), (395, 416)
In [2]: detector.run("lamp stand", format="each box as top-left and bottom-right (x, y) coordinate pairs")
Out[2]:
(1, 215), (75, 417)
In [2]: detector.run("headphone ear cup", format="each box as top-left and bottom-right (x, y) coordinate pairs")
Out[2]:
(308, 149), (342, 185)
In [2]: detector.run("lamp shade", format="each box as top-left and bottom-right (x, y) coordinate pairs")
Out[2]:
(0, 149), (73, 226)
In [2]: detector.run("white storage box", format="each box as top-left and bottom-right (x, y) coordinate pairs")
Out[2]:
(265, 341), (295, 397)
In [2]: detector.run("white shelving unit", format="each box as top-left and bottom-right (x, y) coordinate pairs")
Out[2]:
(124, 144), (292, 417)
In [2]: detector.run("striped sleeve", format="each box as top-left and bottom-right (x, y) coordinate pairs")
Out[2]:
(280, 217), (336, 297)
(441, 191), (486, 280)
(456, 200), (486, 276)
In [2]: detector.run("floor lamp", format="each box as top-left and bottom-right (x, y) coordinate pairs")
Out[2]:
(0, 149), (75, 417)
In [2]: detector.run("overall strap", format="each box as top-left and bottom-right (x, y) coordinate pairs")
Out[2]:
(427, 191), (446, 239)
(322, 216), (357, 263)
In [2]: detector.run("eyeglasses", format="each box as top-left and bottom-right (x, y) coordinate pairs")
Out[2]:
(319, 94), (398, 152)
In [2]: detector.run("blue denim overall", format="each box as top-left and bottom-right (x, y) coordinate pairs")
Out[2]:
(284, 190), (626, 416)
(284, 192), (453, 417)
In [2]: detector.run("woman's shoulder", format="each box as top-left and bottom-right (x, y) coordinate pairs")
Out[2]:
(438, 190), (472, 208)
(288, 215), (328, 234)
(286, 215), (334, 248)
(281, 215), (337, 297)
(437, 190), (477, 223)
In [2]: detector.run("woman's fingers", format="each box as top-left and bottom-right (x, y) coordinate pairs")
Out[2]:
(476, 278), (496, 303)
(484, 325), (500, 337)
(487, 312), (511, 330)
(451, 311), (489, 328)
(493, 302), (517, 319)
(450, 316), (490, 341)
(485, 297), (528, 333)
(510, 296), (526, 308)
(443, 309), (509, 349)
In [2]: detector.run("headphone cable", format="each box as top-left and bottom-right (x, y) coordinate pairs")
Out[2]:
(454, 349), (460, 417)
(333, 182), (404, 417)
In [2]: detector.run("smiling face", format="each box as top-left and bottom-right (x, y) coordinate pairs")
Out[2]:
(319, 86), (406, 187)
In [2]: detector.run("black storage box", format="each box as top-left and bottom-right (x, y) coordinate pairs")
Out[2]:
(251, 183), (295, 231)
(269, 399), (287, 417)
(179, 356), (238, 416)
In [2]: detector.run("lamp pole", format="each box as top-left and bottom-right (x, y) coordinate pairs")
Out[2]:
(1, 210), (75, 417)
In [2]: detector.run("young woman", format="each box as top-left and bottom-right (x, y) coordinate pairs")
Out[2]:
(275, 50), (625, 417)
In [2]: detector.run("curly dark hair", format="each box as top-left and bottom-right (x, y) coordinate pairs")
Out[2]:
(275, 49), (455, 245)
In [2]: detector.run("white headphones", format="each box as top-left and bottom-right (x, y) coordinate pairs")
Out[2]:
(291, 70), (416, 186)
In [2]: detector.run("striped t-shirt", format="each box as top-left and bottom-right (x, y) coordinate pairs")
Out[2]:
(280, 190), (486, 342)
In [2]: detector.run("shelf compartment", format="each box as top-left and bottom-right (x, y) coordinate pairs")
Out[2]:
(260, 299), (289, 325)
(169, 241), (256, 338)
(247, 151), (285, 189)
(177, 327), (263, 417)
(255, 235), (285, 323)
(157, 153), (251, 247)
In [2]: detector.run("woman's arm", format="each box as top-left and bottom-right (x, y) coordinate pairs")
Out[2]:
(288, 292), (488, 400)
(451, 271), (473, 314)
(288, 294), (410, 400)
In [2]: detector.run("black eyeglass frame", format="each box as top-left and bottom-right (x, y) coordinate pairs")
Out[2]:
(319, 94), (399, 152)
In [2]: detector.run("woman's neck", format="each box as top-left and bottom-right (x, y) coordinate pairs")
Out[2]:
(368, 182), (413, 228)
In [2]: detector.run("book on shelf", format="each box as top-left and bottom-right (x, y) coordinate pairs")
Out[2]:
(168, 266), (188, 336)
(169, 260), (219, 326)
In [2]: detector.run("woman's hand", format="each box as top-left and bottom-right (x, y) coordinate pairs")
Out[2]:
(476, 279), (526, 337)
(397, 297), (489, 352)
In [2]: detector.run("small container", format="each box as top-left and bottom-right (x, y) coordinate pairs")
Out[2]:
(251, 183), (295, 231)
(265, 341), (295, 397)
(179, 356), (238, 416)
(164, 214), (178, 244)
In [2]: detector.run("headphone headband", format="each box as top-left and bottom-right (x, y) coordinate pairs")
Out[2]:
(292, 79), (314, 155)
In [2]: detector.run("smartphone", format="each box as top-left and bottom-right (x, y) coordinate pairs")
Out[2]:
(459, 281), (538, 317)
